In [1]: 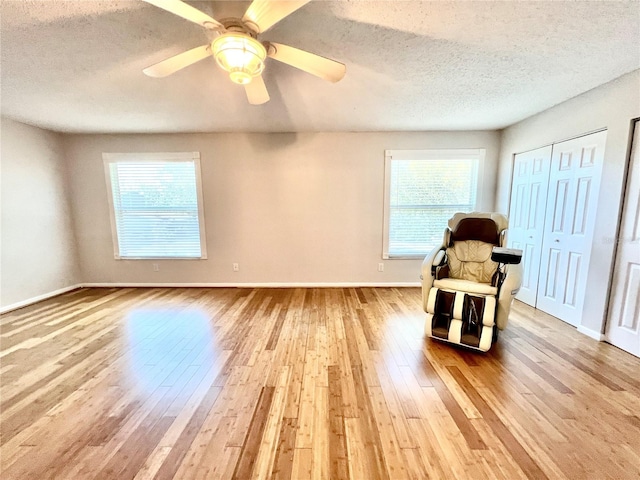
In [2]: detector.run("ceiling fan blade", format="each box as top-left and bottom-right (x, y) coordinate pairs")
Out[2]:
(266, 42), (346, 83)
(242, 0), (311, 33)
(143, 0), (223, 29)
(143, 44), (211, 78)
(244, 75), (270, 105)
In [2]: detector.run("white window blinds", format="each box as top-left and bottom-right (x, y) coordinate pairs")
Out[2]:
(103, 153), (207, 259)
(383, 149), (483, 258)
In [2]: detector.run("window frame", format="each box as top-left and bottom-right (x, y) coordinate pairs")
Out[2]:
(103, 152), (208, 260)
(382, 148), (485, 259)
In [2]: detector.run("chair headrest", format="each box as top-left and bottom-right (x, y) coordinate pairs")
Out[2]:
(448, 212), (508, 244)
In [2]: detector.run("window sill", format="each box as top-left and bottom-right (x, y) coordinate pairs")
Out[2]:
(115, 256), (207, 260)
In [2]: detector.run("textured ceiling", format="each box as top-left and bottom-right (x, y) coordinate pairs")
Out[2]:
(1, 0), (639, 133)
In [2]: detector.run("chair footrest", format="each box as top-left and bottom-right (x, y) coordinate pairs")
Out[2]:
(425, 287), (497, 352)
(426, 288), (496, 324)
(426, 314), (495, 352)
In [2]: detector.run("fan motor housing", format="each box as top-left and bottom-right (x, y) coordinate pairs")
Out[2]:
(219, 18), (259, 38)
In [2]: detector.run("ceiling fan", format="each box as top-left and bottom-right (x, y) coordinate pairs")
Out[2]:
(142, 0), (346, 105)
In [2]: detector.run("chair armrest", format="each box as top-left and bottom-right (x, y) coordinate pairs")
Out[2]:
(491, 247), (523, 264)
(433, 250), (446, 267)
(421, 245), (445, 311)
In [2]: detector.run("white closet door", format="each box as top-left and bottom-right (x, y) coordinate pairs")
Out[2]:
(536, 130), (607, 325)
(508, 146), (552, 306)
(606, 124), (640, 357)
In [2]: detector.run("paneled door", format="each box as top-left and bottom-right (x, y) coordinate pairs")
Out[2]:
(508, 146), (552, 306)
(606, 123), (640, 357)
(536, 130), (607, 325)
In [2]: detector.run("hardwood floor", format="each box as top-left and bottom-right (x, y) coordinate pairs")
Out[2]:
(1, 287), (639, 479)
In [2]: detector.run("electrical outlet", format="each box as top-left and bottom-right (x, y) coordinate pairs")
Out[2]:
(153, 263), (160, 272)
(233, 263), (239, 272)
(378, 263), (384, 272)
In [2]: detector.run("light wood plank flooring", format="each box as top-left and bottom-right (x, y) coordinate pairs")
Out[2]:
(1, 287), (639, 479)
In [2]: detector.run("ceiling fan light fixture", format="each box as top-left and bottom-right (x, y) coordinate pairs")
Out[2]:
(212, 33), (266, 85)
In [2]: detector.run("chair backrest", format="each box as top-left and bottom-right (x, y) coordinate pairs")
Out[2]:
(445, 213), (508, 283)
(450, 217), (500, 244)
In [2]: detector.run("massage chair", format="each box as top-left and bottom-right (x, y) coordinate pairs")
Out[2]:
(421, 212), (523, 352)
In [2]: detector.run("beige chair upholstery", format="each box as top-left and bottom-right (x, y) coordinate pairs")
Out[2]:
(421, 212), (522, 352)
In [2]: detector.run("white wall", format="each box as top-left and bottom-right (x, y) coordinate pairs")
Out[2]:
(496, 69), (640, 335)
(64, 131), (500, 285)
(1, 117), (81, 309)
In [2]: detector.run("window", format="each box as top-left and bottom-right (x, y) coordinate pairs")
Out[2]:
(383, 149), (483, 258)
(103, 152), (207, 259)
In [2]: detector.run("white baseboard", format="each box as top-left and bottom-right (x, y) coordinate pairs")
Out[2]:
(82, 282), (421, 288)
(0, 282), (421, 313)
(0, 284), (83, 314)
(577, 325), (605, 342)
